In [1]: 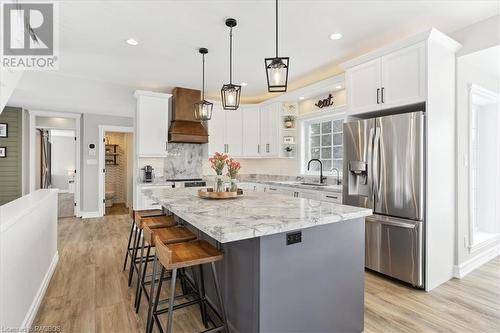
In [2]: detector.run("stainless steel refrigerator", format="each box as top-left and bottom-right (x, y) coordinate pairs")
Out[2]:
(343, 111), (425, 288)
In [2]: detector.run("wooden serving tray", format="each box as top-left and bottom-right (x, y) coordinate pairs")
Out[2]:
(198, 189), (242, 200)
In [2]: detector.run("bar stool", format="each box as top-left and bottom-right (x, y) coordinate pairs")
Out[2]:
(123, 209), (164, 271)
(128, 215), (177, 286)
(135, 223), (197, 312)
(147, 238), (227, 333)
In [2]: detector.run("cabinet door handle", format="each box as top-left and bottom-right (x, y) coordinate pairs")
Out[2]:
(227, 144), (229, 153)
(381, 87), (385, 103)
(266, 143), (270, 153)
(376, 88), (380, 104)
(269, 187), (277, 191)
(257, 144), (260, 153)
(326, 195), (338, 199)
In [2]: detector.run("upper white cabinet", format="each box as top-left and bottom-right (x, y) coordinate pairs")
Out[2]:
(208, 106), (243, 156)
(260, 103), (280, 157)
(134, 90), (171, 157)
(242, 106), (261, 157)
(345, 42), (426, 115)
(346, 59), (381, 114)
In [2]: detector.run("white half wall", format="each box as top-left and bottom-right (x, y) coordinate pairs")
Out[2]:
(0, 189), (58, 330)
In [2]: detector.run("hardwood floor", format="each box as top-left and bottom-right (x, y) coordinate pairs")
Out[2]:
(33, 213), (500, 333)
(58, 193), (75, 218)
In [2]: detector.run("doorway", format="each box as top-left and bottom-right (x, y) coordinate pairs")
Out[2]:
(30, 113), (80, 218)
(98, 126), (133, 216)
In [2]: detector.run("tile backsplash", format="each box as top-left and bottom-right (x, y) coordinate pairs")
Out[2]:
(164, 143), (206, 179)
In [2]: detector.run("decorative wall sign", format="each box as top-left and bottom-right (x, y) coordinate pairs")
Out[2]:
(0, 147), (6, 158)
(314, 93), (334, 109)
(0, 123), (7, 138)
(283, 136), (295, 144)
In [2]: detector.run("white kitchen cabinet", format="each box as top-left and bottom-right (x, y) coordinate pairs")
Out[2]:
(242, 106), (261, 157)
(134, 91), (171, 157)
(208, 107), (243, 156)
(259, 103), (280, 157)
(380, 42), (426, 109)
(345, 42), (426, 115)
(346, 58), (381, 115)
(320, 192), (342, 204)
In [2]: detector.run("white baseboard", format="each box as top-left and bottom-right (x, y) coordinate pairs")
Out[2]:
(454, 244), (500, 279)
(20, 251), (59, 329)
(80, 211), (102, 219)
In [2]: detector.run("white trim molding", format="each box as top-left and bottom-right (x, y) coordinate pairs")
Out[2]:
(453, 245), (500, 279)
(20, 252), (59, 329)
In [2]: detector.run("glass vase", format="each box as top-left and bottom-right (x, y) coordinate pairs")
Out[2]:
(214, 174), (224, 192)
(229, 178), (238, 192)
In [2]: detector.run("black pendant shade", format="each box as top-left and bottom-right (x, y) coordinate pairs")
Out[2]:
(194, 47), (213, 121)
(221, 18), (241, 110)
(265, 0), (289, 92)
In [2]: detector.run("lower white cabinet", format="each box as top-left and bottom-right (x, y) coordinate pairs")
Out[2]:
(243, 182), (342, 203)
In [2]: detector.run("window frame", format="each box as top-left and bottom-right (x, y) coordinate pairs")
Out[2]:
(300, 109), (346, 176)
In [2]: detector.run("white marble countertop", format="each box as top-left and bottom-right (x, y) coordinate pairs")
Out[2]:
(142, 187), (371, 243)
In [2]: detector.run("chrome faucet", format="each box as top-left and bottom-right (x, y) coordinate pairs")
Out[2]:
(330, 168), (341, 185)
(307, 159), (326, 184)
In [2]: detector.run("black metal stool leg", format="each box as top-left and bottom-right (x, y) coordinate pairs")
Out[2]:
(135, 243), (151, 312)
(166, 268), (178, 333)
(122, 220), (135, 270)
(134, 236), (147, 310)
(128, 228), (142, 286)
(146, 254), (158, 333)
(211, 262), (228, 333)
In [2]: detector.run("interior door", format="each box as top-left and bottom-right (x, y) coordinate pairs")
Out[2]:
(373, 112), (425, 220)
(380, 42), (426, 108)
(225, 108), (243, 156)
(346, 58), (381, 115)
(208, 106), (226, 155)
(342, 119), (375, 209)
(242, 106), (261, 157)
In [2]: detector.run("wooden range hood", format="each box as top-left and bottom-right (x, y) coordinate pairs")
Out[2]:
(168, 87), (209, 143)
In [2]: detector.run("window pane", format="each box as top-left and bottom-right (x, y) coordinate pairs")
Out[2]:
(311, 136), (320, 147)
(310, 123), (320, 135)
(333, 133), (342, 146)
(311, 147), (320, 159)
(333, 146), (343, 159)
(321, 121), (332, 133)
(322, 160), (331, 171)
(332, 159), (343, 171)
(332, 119), (343, 132)
(321, 147), (332, 159)
(321, 134), (331, 146)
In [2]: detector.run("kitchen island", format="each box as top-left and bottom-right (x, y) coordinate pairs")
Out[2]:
(143, 187), (372, 333)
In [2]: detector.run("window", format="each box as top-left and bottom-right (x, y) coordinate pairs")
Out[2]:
(304, 114), (344, 176)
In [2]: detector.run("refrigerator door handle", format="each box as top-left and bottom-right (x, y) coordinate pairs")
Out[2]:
(367, 127), (375, 198)
(372, 127), (381, 201)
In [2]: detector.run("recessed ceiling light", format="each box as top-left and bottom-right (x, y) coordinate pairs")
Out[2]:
(329, 33), (343, 40)
(125, 38), (139, 46)
(335, 85), (342, 89)
(240, 82), (248, 86)
(299, 96), (305, 100)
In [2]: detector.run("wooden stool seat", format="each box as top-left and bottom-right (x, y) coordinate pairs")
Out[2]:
(140, 215), (176, 229)
(143, 225), (196, 246)
(156, 239), (223, 270)
(134, 209), (164, 224)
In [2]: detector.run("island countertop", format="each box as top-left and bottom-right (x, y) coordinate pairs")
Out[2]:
(142, 187), (372, 243)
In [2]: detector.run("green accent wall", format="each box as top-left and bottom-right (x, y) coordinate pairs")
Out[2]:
(0, 107), (23, 205)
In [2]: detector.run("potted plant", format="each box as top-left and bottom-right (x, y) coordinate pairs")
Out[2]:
(284, 115), (295, 128)
(209, 152), (228, 192)
(284, 145), (294, 157)
(226, 158), (241, 192)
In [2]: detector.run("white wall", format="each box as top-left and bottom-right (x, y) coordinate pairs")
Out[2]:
(451, 15), (500, 57)
(50, 130), (76, 191)
(0, 189), (58, 330)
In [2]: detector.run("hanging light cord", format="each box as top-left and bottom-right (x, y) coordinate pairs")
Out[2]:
(229, 27), (233, 84)
(275, 0), (278, 57)
(202, 53), (205, 100)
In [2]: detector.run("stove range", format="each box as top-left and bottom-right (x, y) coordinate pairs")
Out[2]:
(166, 178), (206, 188)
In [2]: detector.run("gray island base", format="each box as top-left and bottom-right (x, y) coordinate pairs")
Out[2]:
(143, 187), (372, 333)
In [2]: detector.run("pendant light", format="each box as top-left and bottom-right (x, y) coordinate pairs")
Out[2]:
(221, 18), (241, 110)
(194, 48), (213, 121)
(265, 0), (289, 92)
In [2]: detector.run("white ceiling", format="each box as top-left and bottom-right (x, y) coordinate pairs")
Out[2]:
(12, 0), (500, 107)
